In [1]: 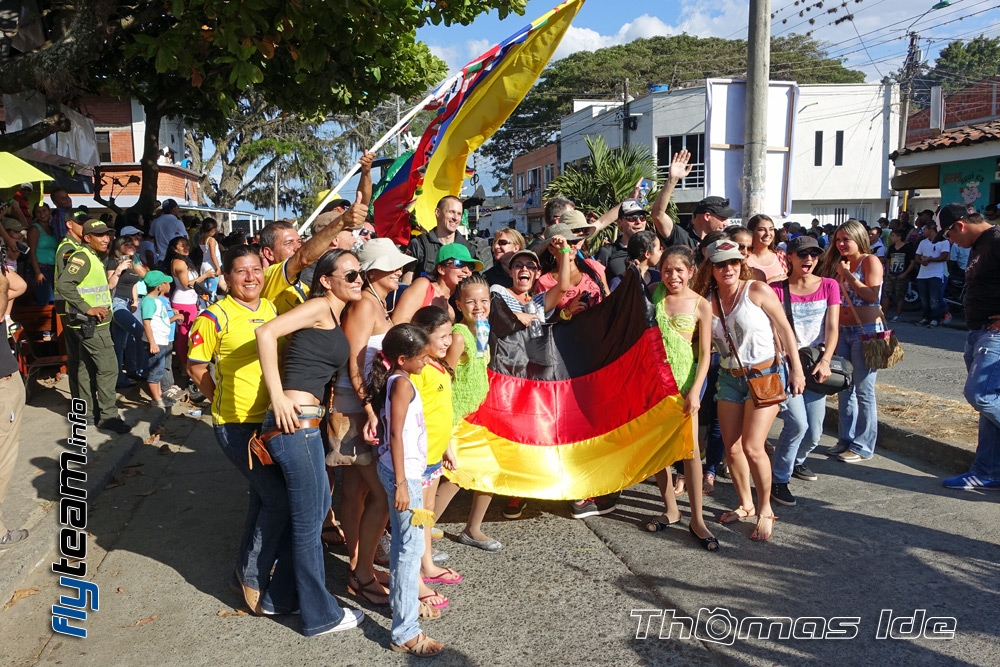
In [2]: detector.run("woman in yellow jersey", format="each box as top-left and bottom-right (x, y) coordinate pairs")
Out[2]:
(253, 248), (366, 635)
(187, 246), (288, 618)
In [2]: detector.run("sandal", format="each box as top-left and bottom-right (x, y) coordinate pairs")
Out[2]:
(644, 513), (681, 532)
(719, 505), (756, 524)
(703, 472), (716, 495)
(750, 514), (777, 542)
(391, 632), (445, 657)
(689, 525), (720, 552)
(673, 474), (686, 496)
(418, 590), (449, 609)
(418, 600), (442, 620)
(422, 567), (463, 585)
(321, 524), (346, 548)
(347, 571), (389, 606)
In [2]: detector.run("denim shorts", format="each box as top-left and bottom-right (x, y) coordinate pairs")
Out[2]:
(716, 359), (786, 404)
(421, 460), (443, 488)
(146, 346), (169, 384)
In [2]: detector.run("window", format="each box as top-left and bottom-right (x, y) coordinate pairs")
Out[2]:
(656, 134), (705, 189)
(96, 131), (112, 163)
(515, 173), (524, 199)
(814, 131), (823, 167)
(835, 130), (844, 166)
(526, 167), (541, 205)
(544, 163), (555, 184)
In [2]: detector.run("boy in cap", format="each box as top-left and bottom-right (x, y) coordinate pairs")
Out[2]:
(141, 271), (184, 408)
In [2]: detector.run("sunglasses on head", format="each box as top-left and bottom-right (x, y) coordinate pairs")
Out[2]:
(332, 270), (362, 283)
(712, 258), (742, 269)
(796, 249), (823, 258)
(445, 259), (473, 269)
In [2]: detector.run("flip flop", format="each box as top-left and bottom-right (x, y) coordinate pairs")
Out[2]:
(391, 633), (445, 657)
(719, 506), (756, 524)
(750, 514), (777, 542)
(418, 590), (449, 609)
(422, 567), (463, 585)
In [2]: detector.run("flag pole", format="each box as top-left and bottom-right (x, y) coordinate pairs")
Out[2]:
(296, 71), (464, 235)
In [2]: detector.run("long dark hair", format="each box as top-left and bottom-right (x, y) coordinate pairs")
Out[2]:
(165, 236), (197, 275)
(365, 324), (429, 414)
(310, 249), (357, 297)
(541, 250), (608, 299)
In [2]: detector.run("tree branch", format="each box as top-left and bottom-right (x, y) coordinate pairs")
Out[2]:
(0, 111), (71, 152)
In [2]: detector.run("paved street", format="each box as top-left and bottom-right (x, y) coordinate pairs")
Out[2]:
(2, 388), (998, 667)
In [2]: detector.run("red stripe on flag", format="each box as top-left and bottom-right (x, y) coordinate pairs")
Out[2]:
(467, 328), (680, 445)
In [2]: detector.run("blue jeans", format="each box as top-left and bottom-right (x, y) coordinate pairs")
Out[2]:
(377, 462), (425, 647)
(262, 411), (346, 635)
(212, 422), (295, 613)
(31, 264), (54, 305)
(917, 277), (946, 320)
(963, 328), (1000, 482)
(836, 324), (879, 458)
(774, 389), (826, 482)
(111, 297), (148, 382)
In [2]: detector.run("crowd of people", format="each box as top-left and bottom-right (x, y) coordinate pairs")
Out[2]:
(0, 148), (996, 655)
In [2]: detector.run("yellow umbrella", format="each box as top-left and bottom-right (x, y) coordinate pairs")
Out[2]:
(0, 152), (53, 189)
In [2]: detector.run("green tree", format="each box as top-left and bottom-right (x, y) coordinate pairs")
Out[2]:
(927, 35), (1000, 95)
(482, 34), (864, 194)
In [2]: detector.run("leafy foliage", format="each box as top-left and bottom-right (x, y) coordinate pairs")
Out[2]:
(481, 34), (865, 194)
(926, 35), (1000, 96)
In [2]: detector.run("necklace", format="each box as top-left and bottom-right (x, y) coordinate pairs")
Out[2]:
(367, 284), (392, 320)
(717, 281), (743, 316)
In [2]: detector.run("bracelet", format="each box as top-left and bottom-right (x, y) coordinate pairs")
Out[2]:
(394, 480), (407, 488)
(558, 246), (571, 254)
(559, 308), (572, 321)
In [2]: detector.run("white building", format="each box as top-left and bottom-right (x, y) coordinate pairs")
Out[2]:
(559, 82), (900, 226)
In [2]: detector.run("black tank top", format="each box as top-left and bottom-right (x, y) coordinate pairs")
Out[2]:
(282, 326), (351, 401)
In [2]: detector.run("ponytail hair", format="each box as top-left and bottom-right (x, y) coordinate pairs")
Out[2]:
(365, 323), (429, 414)
(453, 273), (490, 324)
(411, 306), (455, 378)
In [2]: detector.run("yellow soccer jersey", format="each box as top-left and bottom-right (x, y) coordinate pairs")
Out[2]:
(262, 259), (308, 315)
(188, 295), (278, 424)
(412, 360), (453, 464)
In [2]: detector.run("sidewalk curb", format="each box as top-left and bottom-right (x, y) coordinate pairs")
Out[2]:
(0, 406), (168, 610)
(823, 403), (974, 474)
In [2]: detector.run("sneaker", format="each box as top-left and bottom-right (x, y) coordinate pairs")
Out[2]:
(431, 549), (449, 565)
(503, 497), (527, 519)
(942, 313), (953, 324)
(316, 609), (364, 634)
(0, 528), (29, 550)
(918, 318), (930, 326)
(825, 443), (850, 457)
(570, 493), (618, 519)
(98, 417), (132, 434)
(891, 315), (900, 322)
(837, 451), (868, 463)
(792, 464), (818, 482)
(374, 531), (391, 567)
(942, 472), (1000, 491)
(929, 320), (939, 328)
(770, 482), (797, 507)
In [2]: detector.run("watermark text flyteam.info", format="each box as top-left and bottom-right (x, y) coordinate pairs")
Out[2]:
(631, 608), (956, 643)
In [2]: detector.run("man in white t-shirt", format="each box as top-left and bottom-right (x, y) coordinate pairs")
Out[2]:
(915, 220), (951, 327)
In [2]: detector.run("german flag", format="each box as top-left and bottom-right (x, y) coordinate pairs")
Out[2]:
(447, 269), (694, 500)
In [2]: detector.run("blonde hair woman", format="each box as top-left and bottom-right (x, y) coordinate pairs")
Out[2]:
(484, 228), (526, 287)
(819, 219), (883, 463)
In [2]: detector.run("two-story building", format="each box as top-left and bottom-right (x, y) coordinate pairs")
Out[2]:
(557, 82), (900, 227)
(511, 142), (561, 233)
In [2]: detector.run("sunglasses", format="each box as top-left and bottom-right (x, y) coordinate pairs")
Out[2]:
(444, 259), (473, 269)
(624, 214), (647, 222)
(511, 261), (539, 271)
(495, 239), (512, 247)
(712, 258), (742, 269)
(358, 229), (376, 238)
(736, 243), (750, 252)
(796, 250), (823, 258)
(332, 270), (362, 283)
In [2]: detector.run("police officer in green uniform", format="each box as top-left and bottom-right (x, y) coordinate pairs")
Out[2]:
(55, 219), (131, 434)
(54, 213), (86, 404)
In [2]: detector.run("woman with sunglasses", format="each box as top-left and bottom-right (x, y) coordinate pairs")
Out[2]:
(726, 226), (768, 284)
(819, 219), (884, 463)
(253, 248), (367, 635)
(393, 244), (480, 325)
(491, 237), (572, 327)
(536, 211), (608, 319)
(745, 214), (787, 283)
(692, 239), (804, 541)
(768, 236), (841, 507)
(484, 228), (525, 288)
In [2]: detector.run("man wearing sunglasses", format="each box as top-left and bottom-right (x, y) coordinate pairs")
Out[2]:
(404, 195), (493, 283)
(595, 199), (651, 280)
(937, 203), (1000, 491)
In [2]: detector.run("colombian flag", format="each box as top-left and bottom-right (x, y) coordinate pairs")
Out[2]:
(372, 0), (584, 237)
(447, 269), (695, 500)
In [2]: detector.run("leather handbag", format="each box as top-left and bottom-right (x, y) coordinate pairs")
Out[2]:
(714, 287), (787, 408)
(781, 280), (854, 395)
(840, 282), (904, 370)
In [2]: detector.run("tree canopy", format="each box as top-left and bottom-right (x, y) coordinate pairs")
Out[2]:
(926, 35), (1000, 96)
(480, 33), (865, 194)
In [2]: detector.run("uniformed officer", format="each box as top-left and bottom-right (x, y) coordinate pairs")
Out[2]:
(54, 212), (86, 402)
(55, 219), (131, 433)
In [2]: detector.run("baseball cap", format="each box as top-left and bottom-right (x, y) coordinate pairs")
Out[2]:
(143, 270), (173, 288)
(119, 225), (142, 236)
(619, 199), (649, 218)
(694, 196), (738, 219)
(82, 220), (113, 236)
(435, 243), (483, 271)
(787, 235), (821, 254)
(508, 249), (540, 269)
(162, 198), (178, 212)
(706, 239), (744, 264)
(938, 203), (976, 231)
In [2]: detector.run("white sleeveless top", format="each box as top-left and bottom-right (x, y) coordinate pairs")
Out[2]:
(377, 374), (428, 479)
(172, 265), (199, 305)
(200, 238), (222, 273)
(711, 281), (776, 369)
(333, 332), (386, 413)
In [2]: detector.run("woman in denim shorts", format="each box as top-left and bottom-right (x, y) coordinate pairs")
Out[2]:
(693, 239), (805, 541)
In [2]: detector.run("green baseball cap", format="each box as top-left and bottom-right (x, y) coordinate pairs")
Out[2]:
(435, 243), (483, 271)
(143, 270), (173, 287)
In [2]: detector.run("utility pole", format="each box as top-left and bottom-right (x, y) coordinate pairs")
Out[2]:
(896, 33), (920, 215)
(622, 78), (630, 149)
(743, 0), (771, 221)
(273, 168), (278, 222)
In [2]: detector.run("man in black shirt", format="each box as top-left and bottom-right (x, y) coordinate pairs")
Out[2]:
(651, 150), (736, 253)
(594, 199), (650, 280)
(937, 203), (1000, 491)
